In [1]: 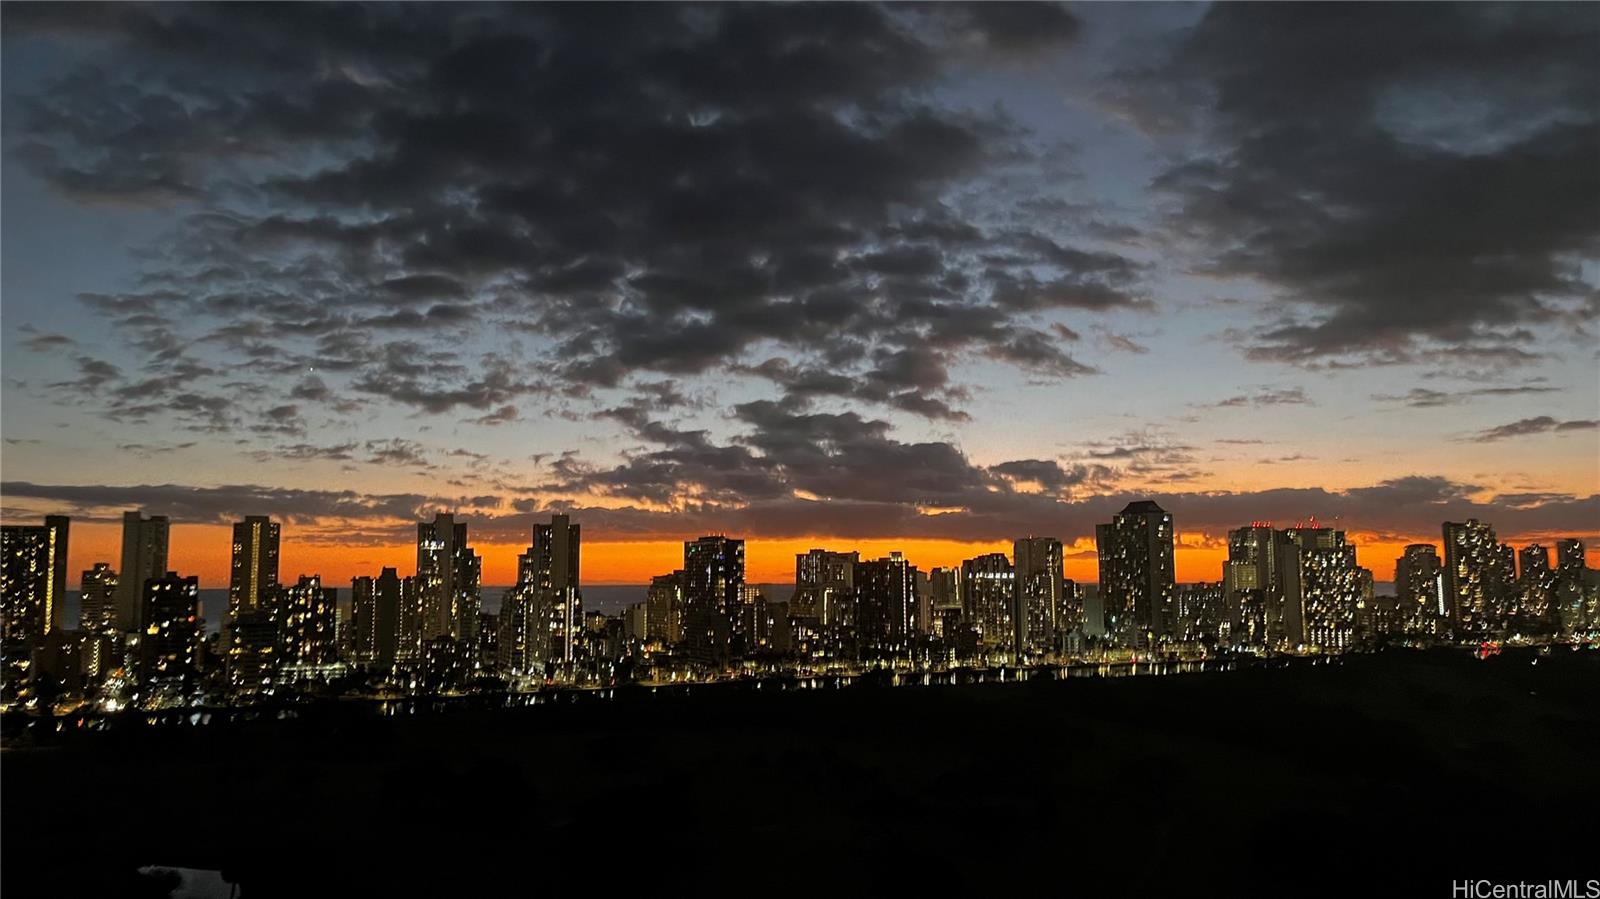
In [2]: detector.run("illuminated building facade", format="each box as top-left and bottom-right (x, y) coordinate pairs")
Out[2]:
(416, 514), (482, 644)
(228, 516), (280, 615)
(1096, 501), (1175, 649)
(681, 536), (744, 667)
(926, 567), (962, 640)
(279, 575), (337, 666)
(1443, 519), (1514, 635)
(1517, 544), (1553, 630)
(1013, 537), (1063, 657)
(475, 611), (499, 672)
(351, 567), (405, 669)
(1553, 539), (1588, 634)
(961, 553), (1014, 655)
(79, 562), (118, 633)
(790, 550), (858, 627)
(226, 605), (279, 694)
(78, 562), (122, 681)
(528, 514), (582, 666)
(1395, 544), (1445, 636)
(646, 572), (683, 644)
(1176, 582), (1226, 644)
(1223, 525), (1276, 647)
(856, 553), (918, 660)
(1, 515), (69, 646)
(497, 583), (540, 675)
(139, 572), (199, 690)
(1279, 527), (1366, 651)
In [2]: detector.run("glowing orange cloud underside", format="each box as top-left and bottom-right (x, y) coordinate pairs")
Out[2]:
(57, 522), (1578, 592)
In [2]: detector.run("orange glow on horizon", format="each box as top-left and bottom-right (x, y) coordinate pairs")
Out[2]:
(56, 520), (1594, 595)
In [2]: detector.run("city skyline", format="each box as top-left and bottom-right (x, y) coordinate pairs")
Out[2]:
(2, 5), (1597, 895)
(3, 501), (1589, 713)
(1, 3), (1596, 589)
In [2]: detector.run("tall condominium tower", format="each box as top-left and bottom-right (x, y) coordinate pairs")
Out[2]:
(1442, 519), (1514, 635)
(1095, 501), (1175, 649)
(790, 549), (858, 626)
(1279, 526), (1366, 651)
(351, 567), (405, 669)
(926, 567), (962, 639)
(79, 562), (119, 633)
(416, 513), (482, 643)
(229, 516), (281, 615)
(139, 571), (199, 686)
(280, 575), (337, 666)
(681, 536), (745, 667)
(1013, 536), (1063, 657)
(1552, 539), (1588, 633)
(1, 515), (70, 644)
(646, 571), (684, 644)
(1517, 543), (1554, 627)
(1223, 524), (1277, 646)
(855, 552), (918, 659)
(116, 511), (169, 632)
(1394, 544), (1445, 634)
(961, 552), (1015, 654)
(528, 514), (582, 665)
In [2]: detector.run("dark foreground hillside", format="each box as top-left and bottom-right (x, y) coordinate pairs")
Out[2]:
(4, 648), (1597, 898)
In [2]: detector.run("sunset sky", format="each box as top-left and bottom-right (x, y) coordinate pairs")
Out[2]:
(2, 3), (1596, 588)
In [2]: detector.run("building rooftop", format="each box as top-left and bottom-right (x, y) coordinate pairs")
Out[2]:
(1120, 500), (1168, 516)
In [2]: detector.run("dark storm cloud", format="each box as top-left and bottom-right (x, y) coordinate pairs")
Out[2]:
(6, 2), (1135, 425)
(1124, 3), (1600, 365)
(1469, 417), (1600, 442)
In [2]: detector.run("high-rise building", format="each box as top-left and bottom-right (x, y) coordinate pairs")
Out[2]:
(623, 601), (649, 643)
(646, 572), (683, 644)
(1556, 539), (1586, 571)
(1176, 582), (1226, 643)
(116, 511), (169, 632)
(1013, 537), (1063, 657)
(855, 553), (918, 659)
(226, 603), (279, 694)
(497, 583), (541, 676)
(279, 575), (337, 667)
(79, 562), (118, 633)
(926, 567), (963, 639)
(229, 516), (280, 615)
(1059, 578), (1084, 636)
(1223, 524), (1276, 647)
(527, 514), (581, 666)
(681, 536), (744, 667)
(1096, 501), (1175, 648)
(1, 515), (70, 644)
(416, 514), (482, 643)
(1553, 539), (1588, 634)
(1443, 519), (1514, 635)
(475, 611), (499, 673)
(1395, 544), (1445, 635)
(351, 567), (405, 669)
(790, 550), (858, 627)
(139, 571), (199, 688)
(1517, 544), (1554, 630)
(961, 553), (1014, 654)
(1280, 526), (1366, 651)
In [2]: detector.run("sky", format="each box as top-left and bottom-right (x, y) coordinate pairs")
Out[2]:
(1, 2), (1597, 588)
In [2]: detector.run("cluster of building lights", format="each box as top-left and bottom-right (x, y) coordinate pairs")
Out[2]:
(1, 502), (1596, 715)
